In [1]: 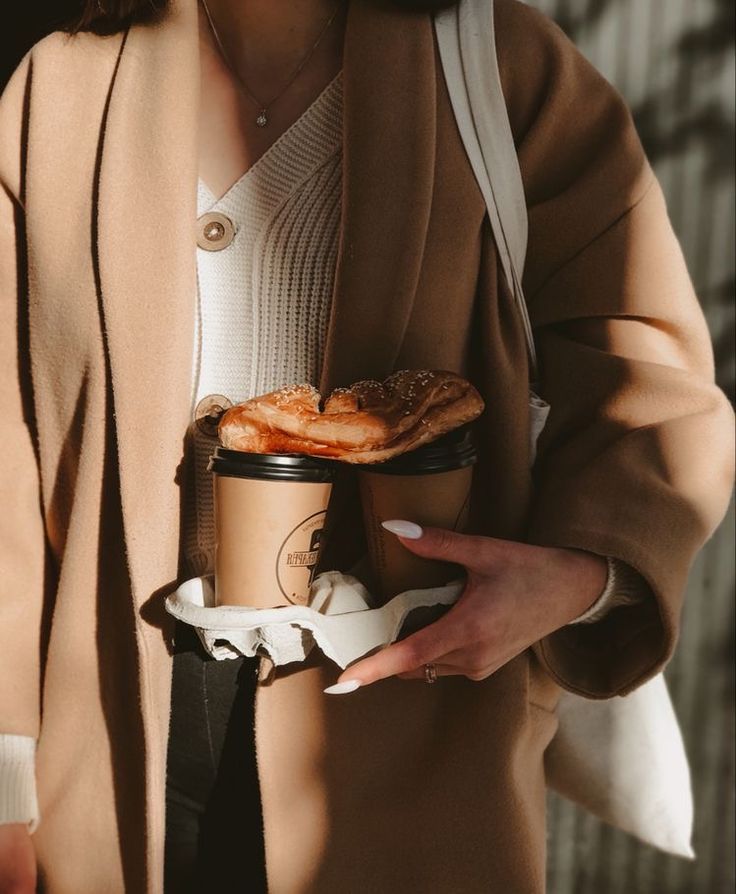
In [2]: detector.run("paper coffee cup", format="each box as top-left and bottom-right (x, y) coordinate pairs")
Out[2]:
(358, 426), (476, 603)
(209, 448), (336, 608)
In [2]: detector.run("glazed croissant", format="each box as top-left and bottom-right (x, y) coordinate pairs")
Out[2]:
(218, 370), (484, 463)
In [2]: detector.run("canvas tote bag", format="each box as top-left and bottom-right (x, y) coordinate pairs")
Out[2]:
(433, 0), (695, 858)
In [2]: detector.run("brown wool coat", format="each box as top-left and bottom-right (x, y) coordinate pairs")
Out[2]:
(0, 0), (733, 891)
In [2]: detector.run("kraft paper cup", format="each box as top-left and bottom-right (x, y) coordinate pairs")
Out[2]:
(358, 426), (476, 604)
(208, 448), (336, 608)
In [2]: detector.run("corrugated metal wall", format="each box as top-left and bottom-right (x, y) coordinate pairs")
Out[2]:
(528, 1), (735, 891)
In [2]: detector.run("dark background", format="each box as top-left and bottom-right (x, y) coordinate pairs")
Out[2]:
(3, 2), (734, 892)
(1, 2), (79, 88)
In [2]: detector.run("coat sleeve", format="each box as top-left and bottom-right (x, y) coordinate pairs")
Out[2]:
(495, 0), (735, 697)
(0, 51), (52, 736)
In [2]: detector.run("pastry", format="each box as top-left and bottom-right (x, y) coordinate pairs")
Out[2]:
(218, 370), (484, 463)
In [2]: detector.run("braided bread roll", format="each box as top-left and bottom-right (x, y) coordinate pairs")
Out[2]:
(218, 370), (484, 463)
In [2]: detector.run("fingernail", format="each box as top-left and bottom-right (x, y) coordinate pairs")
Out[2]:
(381, 519), (423, 539)
(323, 679), (362, 695)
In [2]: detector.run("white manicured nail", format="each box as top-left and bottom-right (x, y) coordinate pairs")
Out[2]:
(381, 519), (423, 539)
(324, 679), (362, 695)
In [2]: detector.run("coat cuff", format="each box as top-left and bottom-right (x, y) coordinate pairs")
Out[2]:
(528, 524), (675, 699)
(0, 734), (39, 832)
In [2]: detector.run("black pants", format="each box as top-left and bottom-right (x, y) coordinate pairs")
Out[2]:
(164, 620), (268, 893)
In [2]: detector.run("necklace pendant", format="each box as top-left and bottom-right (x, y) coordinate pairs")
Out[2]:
(255, 109), (268, 128)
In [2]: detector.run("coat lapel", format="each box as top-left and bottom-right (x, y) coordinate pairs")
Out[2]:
(319, 0), (437, 393)
(96, 0), (200, 606)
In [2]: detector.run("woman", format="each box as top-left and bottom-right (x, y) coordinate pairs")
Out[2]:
(0, 0), (732, 891)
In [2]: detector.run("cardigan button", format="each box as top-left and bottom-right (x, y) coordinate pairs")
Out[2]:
(194, 394), (233, 437)
(196, 211), (235, 251)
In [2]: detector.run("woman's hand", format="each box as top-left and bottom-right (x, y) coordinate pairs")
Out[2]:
(0, 823), (36, 894)
(326, 522), (607, 692)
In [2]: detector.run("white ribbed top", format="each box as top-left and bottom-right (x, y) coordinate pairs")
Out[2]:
(182, 71), (343, 576)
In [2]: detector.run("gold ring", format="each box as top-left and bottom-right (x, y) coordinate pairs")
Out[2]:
(424, 663), (438, 684)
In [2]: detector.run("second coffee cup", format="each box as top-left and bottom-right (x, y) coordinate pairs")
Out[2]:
(209, 447), (336, 609)
(358, 426), (477, 604)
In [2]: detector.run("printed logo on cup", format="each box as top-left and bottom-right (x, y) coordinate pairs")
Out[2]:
(276, 511), (327, 605)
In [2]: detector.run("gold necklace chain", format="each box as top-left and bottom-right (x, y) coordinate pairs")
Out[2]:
(199, 0), (342, 128)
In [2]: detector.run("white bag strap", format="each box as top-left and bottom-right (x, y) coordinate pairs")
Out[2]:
(434, 0), (538, 381)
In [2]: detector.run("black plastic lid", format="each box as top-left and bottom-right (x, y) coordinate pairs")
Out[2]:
(363, 425), (477, 476)
(208, 447), (337, 483)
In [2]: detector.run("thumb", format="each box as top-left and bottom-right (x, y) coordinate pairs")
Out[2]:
(380, 520), (489, 572)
